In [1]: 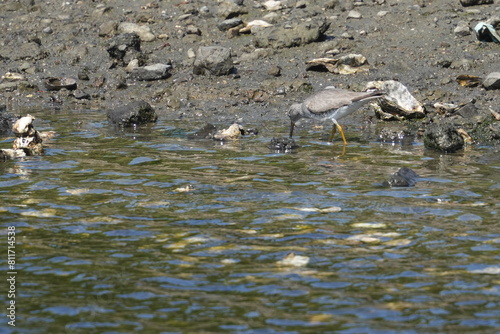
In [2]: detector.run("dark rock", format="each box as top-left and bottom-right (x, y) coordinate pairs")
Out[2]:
(217, 18), (243, 31)
(128, 63), (171, 81)
(253, 19), (330, 49)
(106, 33), (141, 61)
(460, 0), (493, 6)
(0, 109), (16, 135)
(483, 72), (500, 90)
(107, 101), (158, 127)
(193, 46), (234, 76)
(269, 137), (299, 153)
(383, 167), (419, 187)
(188, 123), (217, 139)
(423, 123), (464, 153)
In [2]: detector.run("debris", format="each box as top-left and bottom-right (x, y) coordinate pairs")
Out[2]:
(366, 80), (425, 120)
(474, 22), (500, 42)
(44, 77), (77, 91)
(457, 128), (474, 144)
(1, 114), (44, 160)
(489, 108), (500, 121)
(456, 74), (482, 87)
(213, 123), (243, 141)
(306, 54), (370, 75)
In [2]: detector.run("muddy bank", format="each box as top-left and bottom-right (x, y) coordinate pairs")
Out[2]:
(0, 0), (499, 145)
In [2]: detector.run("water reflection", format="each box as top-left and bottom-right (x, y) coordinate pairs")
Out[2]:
(1, 110), (499, 333)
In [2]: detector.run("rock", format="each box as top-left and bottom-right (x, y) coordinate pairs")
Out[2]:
(483, 72), (500, 90)
(98, 21), (118, 37)
(423, 122), (464, 153)
(454, 21), (471, 37)
(106, 33), (141, 61)
(217, 18), (243, 31)
(193, 46), (234, 76)
(366, 80), (425, 120)
(460, 0), (493, 6)
(383, 167), (419, 187)
(107, 101), (158, 127)
(269, 137), (299, 152)
(128, 63), (171, 81)
(217, 1), (248, 19)
(347, 10), (362, 19)
(0, 109), (17, 135)
(262, 0), (283, 11)
(118, 22), (155, 42)
(253, 19), (330, 49)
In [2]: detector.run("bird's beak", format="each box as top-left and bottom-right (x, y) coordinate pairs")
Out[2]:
(289, 121), (295, 138)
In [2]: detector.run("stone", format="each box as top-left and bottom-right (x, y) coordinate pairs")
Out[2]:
(347, 10), (362, 19)
(460, 0), (493, 6)
(253, 19), (330, 49)
(217, 18), (243, 31)
(454, 21), (471, 37)
(107, 33), (141, 61)
(118, 22), (156, 42)
(193, 46), (234, 76)
(107, 101), (158, 127)
(483, 72), (500, 90)
(128, 63), (171, 81)
(383, 167), (419, 187)
(423, 122), (464, 153)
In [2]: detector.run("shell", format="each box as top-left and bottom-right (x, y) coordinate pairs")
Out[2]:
(366, 80), (425, 120)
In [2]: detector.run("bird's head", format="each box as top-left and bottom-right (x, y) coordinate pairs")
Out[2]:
(287, 103), (304, 138)
(287, 103), (303, 123)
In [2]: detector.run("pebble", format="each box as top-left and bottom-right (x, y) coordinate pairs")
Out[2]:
(347, 10), (362, 19)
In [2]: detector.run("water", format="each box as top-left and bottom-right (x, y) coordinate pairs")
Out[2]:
(1, 110), (499, 333)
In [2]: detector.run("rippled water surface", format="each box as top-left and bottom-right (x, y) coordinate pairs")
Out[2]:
(1, 110), (499, 333)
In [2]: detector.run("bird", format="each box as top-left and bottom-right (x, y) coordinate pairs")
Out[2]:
(288, 87), (384, 144)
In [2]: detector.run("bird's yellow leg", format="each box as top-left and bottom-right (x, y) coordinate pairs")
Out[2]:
(337, 124), (348, 145)
(329, 124), (337, 142)
(332, 120), (347, 145)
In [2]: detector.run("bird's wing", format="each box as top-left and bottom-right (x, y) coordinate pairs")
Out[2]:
(305, 89), (380, 114)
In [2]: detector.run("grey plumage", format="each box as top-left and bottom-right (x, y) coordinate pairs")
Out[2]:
(288, 88), (384, 143)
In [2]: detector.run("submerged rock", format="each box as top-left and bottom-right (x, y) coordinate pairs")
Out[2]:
(188, 123), (217, 139)
(423, 122), (464, 153)
(107, 101), (158, 127)
(269, 137), (299, 152)
(383, 167), (419, 187)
